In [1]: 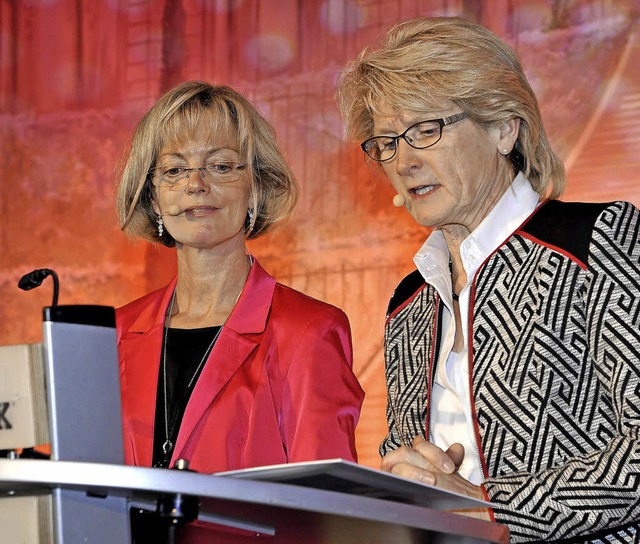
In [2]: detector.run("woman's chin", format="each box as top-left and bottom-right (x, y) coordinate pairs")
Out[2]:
(408, 209), (438, 229)
(174, 228), (247, 251)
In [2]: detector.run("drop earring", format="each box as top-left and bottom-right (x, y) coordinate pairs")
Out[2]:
(246, 208), (255, 235)
(157, 215), (164, 237)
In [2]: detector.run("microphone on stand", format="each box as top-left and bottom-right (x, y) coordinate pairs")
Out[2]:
(18, 269), (59, 307)
(392, 193), (406, 207)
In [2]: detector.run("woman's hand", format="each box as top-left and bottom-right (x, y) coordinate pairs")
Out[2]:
(381, 437), (489, 510)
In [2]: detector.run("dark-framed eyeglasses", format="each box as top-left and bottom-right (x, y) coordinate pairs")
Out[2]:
(361, 112), (468, 162)
(150, 162), (247, 190)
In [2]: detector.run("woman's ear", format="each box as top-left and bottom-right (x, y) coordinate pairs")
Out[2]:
(497, 117), (520, 154)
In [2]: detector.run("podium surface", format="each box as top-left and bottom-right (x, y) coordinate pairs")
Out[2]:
(0, 458), (509, 543)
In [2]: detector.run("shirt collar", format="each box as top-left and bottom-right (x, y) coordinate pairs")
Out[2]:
(414, 172), (540, 287)
(466, 171), (540, 262)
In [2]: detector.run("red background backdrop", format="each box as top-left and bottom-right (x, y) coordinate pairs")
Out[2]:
(1, 0), (639, 468)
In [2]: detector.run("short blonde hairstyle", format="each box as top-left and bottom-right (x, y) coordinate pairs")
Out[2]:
(337, 17), (565, 198)
(116, 81), (298, 245)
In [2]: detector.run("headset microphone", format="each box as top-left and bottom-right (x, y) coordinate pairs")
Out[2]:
(392, 194), (406, 207)
(165, 205), (181, 216)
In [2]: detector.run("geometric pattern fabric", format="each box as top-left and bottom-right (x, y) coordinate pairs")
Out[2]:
(382, 201), (640, 542)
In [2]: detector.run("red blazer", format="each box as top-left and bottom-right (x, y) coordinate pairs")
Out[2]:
(116, 258), (364, 474)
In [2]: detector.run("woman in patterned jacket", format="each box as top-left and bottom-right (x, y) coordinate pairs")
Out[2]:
(337, 16), (640, 543)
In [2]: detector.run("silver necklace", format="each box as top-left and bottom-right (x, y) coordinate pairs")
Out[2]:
(160, 290), (222, 460)
(159, 255), (252, 463)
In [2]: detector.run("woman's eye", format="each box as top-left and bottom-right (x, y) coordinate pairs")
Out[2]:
(207, 163), (233, 174)
(415, 125), (438, 138)
(163, 167), (185, 177)
(381, 139), (395, 150)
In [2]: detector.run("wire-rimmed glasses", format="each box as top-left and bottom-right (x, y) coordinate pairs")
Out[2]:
(150, 162), (247, 190)
(361, 112), (468, 162)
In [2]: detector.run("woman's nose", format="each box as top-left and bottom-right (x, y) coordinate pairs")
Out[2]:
(394, 139), (421, 176)
(185, 168), (209, 193)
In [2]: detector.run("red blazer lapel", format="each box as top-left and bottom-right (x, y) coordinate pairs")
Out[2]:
(171, 331), (258, 463)
(171, 258), (276, 465)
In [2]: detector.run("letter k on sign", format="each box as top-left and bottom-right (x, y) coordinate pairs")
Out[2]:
(0, 402), (12, 429)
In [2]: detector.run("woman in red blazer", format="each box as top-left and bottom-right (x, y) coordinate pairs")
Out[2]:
(115, 81), (364, 477)
(117, 258), (363, 472)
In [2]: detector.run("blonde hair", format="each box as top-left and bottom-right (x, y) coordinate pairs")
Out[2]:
(116, 81), (298, 245)
(337, 17), (565, 198)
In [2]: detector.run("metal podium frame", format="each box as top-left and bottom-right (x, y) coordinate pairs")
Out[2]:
(0, 458), (509, 543)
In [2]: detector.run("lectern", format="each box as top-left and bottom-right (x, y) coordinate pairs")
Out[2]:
(0, 304), (129, 543)
(0, 303), (509, 543)
(0, 458), (509, 543)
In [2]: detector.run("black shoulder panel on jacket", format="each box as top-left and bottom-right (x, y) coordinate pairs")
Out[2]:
(387, 269), (426, 317)
(520, 200), (611, 265)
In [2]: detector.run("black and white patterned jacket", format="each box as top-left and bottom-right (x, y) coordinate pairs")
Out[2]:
(382, 200), (640, 543)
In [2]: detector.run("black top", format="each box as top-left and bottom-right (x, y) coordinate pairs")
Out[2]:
(152, 326), (221, 468)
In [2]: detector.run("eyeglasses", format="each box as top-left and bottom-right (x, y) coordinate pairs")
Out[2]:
(361, 112), (468, 162)
(150, 162), (247, 189)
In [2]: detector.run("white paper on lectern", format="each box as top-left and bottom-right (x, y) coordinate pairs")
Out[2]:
(216, 458), (492, 511)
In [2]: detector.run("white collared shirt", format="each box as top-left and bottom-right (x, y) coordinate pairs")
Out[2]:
(413, 173), (540, 484)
